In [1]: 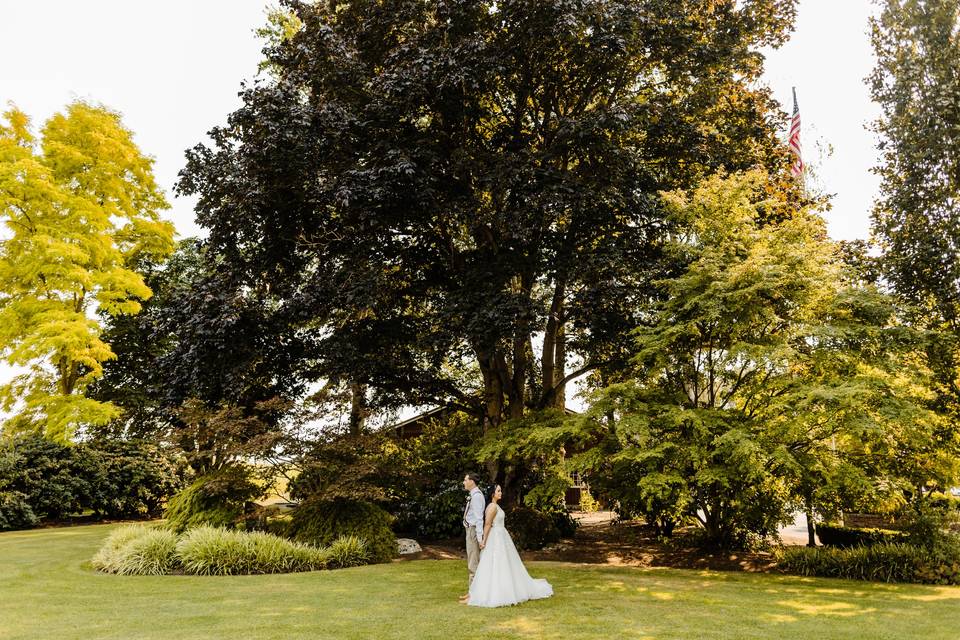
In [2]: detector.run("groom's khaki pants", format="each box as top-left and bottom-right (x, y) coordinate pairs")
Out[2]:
(465, 525), (480, 587)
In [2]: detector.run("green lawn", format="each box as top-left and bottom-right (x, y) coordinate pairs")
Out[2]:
(2, 524), (959, 640)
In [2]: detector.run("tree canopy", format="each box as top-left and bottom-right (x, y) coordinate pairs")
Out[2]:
(177, 1), (801, 477)
(869, 0), (960, 422)
(0, 103), (174, 441)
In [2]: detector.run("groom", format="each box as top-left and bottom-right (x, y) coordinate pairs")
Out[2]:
(459, 472), (485, 602)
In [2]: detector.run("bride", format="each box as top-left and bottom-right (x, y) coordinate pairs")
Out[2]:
(466, 484), (553, 607)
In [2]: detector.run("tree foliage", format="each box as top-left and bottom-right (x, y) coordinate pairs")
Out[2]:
(869, 0), (960, 420)
(484, 171), (954, 546)
(0, 103), (174, 440)
(177, 0), (801, 487)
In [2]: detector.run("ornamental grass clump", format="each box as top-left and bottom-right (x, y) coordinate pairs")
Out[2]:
(777, 541), (960, 585)
(175, 526), (331, 575)
(325, 535), (369, 569)
(92, 525), (178, 575)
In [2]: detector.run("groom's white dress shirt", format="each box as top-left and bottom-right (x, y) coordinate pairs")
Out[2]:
(463, 487), (485, 543)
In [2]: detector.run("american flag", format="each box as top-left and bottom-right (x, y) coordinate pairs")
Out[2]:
(788, 87), (803, 179)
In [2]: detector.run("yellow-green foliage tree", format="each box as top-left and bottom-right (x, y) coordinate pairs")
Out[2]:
(0, 102), (175, 441)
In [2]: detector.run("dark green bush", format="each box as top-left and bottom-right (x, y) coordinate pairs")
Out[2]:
(81, 440), (183, 518)
(0, 491), (39, 530)
(0, 434), (91, 520)
(548, 508), (579, 539)
(394, 481), (466, 540)
(816, 523), (907, 548)
(0, 433), (183, 527)
(504, 505), (561, 551)
(287, 498), (396, 564)
(778, 541), (960, 585)
(163, 466), (262, 533)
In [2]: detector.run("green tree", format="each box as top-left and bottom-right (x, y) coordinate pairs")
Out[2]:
(525, 171), (950, 547)
(0, 103), (174, 441)
(869, 0), (960, 421)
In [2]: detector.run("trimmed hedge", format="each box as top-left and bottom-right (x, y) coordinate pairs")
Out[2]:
(287, 499), (396, 564)
(778, 542), (960, 585)
(163, 466), (261, 533)
(816, 523), (908, 548)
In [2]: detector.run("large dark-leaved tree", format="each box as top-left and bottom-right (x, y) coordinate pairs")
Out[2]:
(88, 240), (309, 473)
(177, 0), (800, 485)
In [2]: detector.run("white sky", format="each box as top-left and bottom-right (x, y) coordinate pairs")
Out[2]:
(0, 0), (882, 406)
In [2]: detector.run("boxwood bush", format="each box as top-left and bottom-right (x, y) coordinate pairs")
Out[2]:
(287, 498), (396, 564)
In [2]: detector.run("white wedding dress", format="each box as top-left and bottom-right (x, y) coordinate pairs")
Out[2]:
(468, 504), (553, 607)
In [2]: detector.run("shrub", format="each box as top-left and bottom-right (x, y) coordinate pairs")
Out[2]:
(901, 503), (959, 551)
(816, 523), (907, 548)
(0, 434), (183, 528)
(163, 466), (262, 533)
(0, 491), (39, 530)
(287, 498), (396, 564)
(394, 481), (467, 540)
(80, 440), (183, 518)
(92, 525), (178, 575)
(326, 535), (370, 569)
(0, 433), (91, 520)
(504, 505), (561, 551)
(928, 493), (960, 513)
(579, 487), (600, 513)
(175, 526), (330, 575)
(778, 541), (960, 585)
(548, 508), (580, 539)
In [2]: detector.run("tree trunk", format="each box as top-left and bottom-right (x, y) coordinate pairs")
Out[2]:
(552, 320), (566, 409)
(803, 494), (817, 547)
(477, 347), (507, 483)
(541, 279), (565, 406)
(348, 381), (366, 435)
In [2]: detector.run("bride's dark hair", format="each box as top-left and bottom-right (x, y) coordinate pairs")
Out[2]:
(484, 484), (501, 504)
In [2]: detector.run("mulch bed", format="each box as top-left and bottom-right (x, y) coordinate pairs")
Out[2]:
(398, 514), (776, 572)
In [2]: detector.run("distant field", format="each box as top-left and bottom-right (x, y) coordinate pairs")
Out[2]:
(2, 524), (959, 640)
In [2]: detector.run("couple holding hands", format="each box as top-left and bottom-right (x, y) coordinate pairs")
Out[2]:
(459, 473), (554, 608)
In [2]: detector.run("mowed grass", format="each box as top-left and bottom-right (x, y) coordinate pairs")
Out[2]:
(2, 524), (959, 640)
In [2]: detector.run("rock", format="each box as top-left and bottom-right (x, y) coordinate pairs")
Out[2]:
(397, 538), (422, 555)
